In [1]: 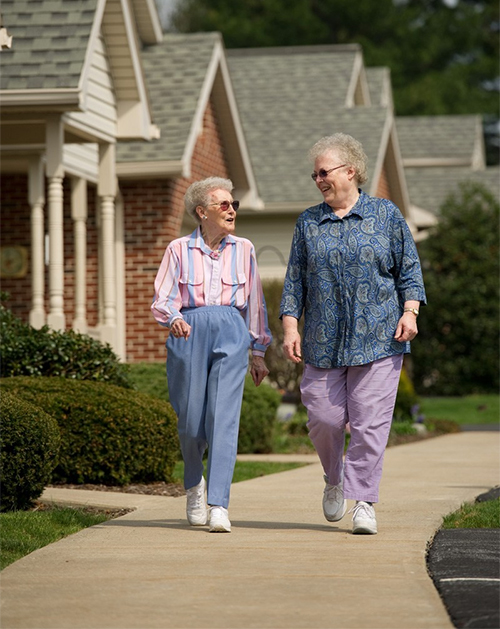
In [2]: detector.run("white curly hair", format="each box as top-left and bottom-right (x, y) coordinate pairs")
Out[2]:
(184, 177), (234, 222)
(308, 133), (368, 185)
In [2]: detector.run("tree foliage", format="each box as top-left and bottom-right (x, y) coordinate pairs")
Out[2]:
(171, 0), (499, 135)
(411, 182), (499, 395)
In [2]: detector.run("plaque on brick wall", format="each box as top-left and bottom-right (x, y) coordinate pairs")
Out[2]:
(0, 246), (28, 278)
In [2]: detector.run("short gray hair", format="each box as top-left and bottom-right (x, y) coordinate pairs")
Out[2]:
(308, 133), (368, 185)
(184, 177), (234, 222)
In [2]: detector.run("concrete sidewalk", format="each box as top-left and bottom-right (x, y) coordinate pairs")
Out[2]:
(1, 432), (498, 629)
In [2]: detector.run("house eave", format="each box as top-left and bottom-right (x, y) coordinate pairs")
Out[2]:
(116, 160), (184, 179)
(0, 89), (83, 110)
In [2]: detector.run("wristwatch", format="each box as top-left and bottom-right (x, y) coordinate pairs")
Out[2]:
(404, 308), (419, 316)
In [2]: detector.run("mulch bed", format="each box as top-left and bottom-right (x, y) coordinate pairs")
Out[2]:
(48, 481), (186, 498)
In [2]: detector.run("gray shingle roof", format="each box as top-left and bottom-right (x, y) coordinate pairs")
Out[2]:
(405, 166), (500, 215)
(116, 32), (221, 164)
(396, 115), (481, 161)
(227, 46), (388, 203)
(0, 0), (97, 90)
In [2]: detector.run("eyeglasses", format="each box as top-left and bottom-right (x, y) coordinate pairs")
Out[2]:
(311, 164), (346, 181)
(207, 200), (240, 211)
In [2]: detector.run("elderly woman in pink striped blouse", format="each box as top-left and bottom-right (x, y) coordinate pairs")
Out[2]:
(151, 177), (272, 533)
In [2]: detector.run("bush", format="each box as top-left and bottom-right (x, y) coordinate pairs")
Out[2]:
(394, 366), (419, 422)
(0, 389), (61, 511)
(412, 182), (499, 395)
(0, 298), (131, 388)
(238, 375), (281, 453)
(262, 280), (304, 397)
(1, 377), (180, 486)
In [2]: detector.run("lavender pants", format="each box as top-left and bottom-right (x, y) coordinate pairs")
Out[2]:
(300, 354), (404, 503)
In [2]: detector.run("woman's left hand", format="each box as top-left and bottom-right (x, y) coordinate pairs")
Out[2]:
(250, 356), (269, 387)
(394, 312), (418, 342)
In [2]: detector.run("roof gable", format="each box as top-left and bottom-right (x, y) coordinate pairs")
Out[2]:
(117, 33), (221, 165)
(115, 32), (261, 207)
(0, 0), (157, 141)
(226, 46), (402, 208)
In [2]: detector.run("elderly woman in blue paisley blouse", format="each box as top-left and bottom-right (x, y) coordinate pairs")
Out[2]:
(280, 133), (426, 535)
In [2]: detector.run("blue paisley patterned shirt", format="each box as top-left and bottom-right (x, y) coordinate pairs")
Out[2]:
(280, 191), (427, 368)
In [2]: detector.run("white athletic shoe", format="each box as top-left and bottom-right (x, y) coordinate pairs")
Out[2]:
(323, 475), (347, 522)
(350, 501), (378, 535)
(186, 477), (208, 526)
(208, 506), (231, 533)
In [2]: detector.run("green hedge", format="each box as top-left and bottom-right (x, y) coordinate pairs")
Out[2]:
(238, 376), (281, 453)
(0, 298), (131, 388)
(1, 377), (180, 486)
(0, 389), (61, 511)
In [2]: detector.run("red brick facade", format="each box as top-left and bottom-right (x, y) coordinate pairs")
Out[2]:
(0, 98), (229, 364)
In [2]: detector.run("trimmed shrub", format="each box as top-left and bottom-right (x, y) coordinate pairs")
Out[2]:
(0, 389), (61, 511)
(0, 298), (131, 388)
(1, 377), (180, 486)
(238, 375), (281, 453)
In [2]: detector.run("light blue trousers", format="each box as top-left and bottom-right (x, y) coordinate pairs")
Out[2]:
(166, 306), (249, 508)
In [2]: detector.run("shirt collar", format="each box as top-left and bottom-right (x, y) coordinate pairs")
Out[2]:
(189, 226), (236, 255)
(318, 189), (366, 223)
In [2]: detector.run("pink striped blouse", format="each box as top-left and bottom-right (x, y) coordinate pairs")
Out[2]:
(151, 227), (272, 355)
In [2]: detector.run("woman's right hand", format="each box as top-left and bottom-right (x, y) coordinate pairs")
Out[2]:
(282, 315), (302, 363)
(170, 318), (191, 340)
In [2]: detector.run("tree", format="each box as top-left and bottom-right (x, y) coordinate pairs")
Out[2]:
(170, 0), (499, 162)
(411, 182), (499, 395)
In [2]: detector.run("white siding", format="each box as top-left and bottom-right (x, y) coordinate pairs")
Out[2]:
(63, 144), (99, 183)
(67, 35), (117, 139)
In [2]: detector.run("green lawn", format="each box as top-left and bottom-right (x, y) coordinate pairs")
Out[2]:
(443, 498), (500, 529)
(0, 506), (109, 570)
(420, 394), (499, 425)
(172, 460), (307, 484)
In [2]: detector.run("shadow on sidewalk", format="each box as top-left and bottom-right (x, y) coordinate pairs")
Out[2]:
(102, 518), (348, 533)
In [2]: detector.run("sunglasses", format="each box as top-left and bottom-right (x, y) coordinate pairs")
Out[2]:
(208, 200), (240, 211)
(311, 164), (346, 181)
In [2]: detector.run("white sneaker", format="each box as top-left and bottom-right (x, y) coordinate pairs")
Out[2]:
(350, 501), (377, 535)
(208, 506), (231, 533)
(186, 477), (208, 526)
(323, 475), (347, 522)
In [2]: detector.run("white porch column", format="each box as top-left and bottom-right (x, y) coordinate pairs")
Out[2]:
(115, 191), (126, 361)
(28, 156), (46, 329)
(71, 177), (88, 334)
(98, 143), (117, 349)
(45, 115), (65, 331)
